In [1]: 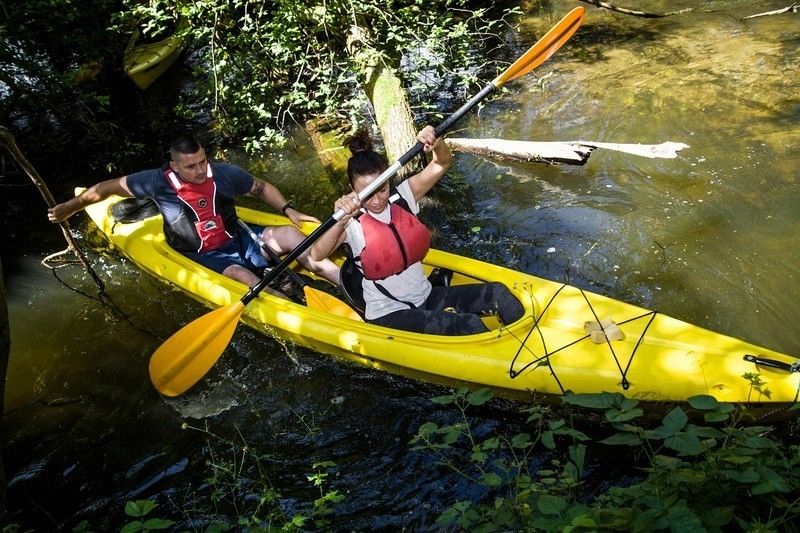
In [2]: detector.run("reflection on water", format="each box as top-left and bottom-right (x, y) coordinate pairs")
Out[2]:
(3, 2), (799, 528)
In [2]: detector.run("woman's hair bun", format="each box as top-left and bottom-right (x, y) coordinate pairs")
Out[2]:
(345, 127), (373, 154)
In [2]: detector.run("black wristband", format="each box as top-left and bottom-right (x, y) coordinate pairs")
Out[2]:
(281, 202), (295, 216)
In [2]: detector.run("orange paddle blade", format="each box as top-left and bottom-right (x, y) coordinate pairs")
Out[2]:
(492, 7), (585, 88)
(304, 286), (363, 321)
(149, 301), (245, 397)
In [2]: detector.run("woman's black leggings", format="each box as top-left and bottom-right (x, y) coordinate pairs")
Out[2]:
(369, 282), (525, 335)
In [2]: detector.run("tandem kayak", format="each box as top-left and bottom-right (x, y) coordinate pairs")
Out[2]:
(82, 193), (800, 410)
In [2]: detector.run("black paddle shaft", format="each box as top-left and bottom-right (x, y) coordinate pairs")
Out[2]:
(236, 219), (308, 289)
(241, 82), (498, 307)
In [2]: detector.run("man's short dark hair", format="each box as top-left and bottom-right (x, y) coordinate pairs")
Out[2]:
(169, 134), (202, 160)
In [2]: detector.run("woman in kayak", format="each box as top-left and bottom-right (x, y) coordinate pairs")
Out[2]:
(310, 126), (525, 335)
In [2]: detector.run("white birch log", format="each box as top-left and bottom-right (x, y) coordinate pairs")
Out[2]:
(445, 138), (689, 165)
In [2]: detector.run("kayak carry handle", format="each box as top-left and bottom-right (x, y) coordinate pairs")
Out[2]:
(744, 354), (800, 373)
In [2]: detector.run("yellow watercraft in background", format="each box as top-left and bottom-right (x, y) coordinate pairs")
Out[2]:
(123, 20), (187, 90)
(83, 192), (800, 412)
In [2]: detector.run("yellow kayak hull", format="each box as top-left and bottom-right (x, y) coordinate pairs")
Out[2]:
(83, 193), (800, 409)
(123, 26), (185, 90)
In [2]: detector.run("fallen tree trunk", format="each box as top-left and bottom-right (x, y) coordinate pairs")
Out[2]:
(445, 138), (689, 165)
(347, 25), (421, 179)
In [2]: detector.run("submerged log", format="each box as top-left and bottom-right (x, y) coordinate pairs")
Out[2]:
(445, 138), (689, 165)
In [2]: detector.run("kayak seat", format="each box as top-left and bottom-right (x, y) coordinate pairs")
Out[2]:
(111, 197), (160, 223)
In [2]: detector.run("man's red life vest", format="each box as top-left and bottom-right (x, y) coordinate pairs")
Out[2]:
(163, 166), (233, 252)
(357, 201), (430, 280)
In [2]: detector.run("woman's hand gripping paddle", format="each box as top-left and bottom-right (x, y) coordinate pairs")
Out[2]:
(149, 7), (586, 397)
(235, 219), (362, 321)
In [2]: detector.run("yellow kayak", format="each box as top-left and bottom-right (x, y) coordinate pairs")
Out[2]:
(83, 193), (800, 410)
(123, 21), (186, 90)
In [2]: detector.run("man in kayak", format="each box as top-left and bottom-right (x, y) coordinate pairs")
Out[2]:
(48, 133), (340, 289)
(310, 125), (524, 335)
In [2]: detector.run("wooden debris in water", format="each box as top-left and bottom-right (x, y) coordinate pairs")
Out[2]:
(445, 137), (689, 165)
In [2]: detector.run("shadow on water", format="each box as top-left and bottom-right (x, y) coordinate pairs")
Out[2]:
(3, 1), (799, 529)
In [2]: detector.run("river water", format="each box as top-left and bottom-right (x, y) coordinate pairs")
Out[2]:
(3, 1), (799, 529)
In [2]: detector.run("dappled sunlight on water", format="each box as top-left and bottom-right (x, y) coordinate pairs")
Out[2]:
(445, 2), (799, 356)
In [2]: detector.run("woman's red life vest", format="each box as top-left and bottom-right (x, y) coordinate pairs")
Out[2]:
(163, 166), (233, 252)
(357, 201), (430, 280)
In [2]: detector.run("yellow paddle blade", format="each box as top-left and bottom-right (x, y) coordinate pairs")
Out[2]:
(492, 7), (585, 88)
(149, 301), (245, 397)
(304, 286), (363, 322)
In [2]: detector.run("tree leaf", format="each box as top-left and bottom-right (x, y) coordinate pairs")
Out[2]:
(600, 432), (641, 446)
(466, 388), (493, 406)
(430, 394), (455, 405)
(563, 392), (618, 409)
(511, 433), (531, 448)
(142, 518), (175, 530)
(120, 523), (143, 533)
(482, 472), (503, 487)
(721, 468), (758, 483)
(537, 494), (567, 516)
(661, 407), (688, 435)
(664, 433), (703, 455)
(687, 395), (719, 410)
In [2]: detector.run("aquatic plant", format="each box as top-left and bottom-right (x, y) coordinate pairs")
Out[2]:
(410, 388), (800, 531)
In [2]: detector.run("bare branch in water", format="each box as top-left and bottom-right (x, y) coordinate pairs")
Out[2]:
(578, 0), (693, 18)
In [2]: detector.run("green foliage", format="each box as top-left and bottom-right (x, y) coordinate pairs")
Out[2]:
(120, 500), (174, 533)
(412, 389), (800, 531)
(118, 0), (520, 153)
(0, 0), (145, 173)
(91, 420), (344, 531)
(174, 419), (343, 531)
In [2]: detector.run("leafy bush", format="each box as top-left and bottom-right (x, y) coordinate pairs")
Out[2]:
(118, 0), (521, 153)
(411, 389), (800, 531)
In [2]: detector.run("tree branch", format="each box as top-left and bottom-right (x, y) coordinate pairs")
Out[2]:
(0, 126), (105, 291)
(742, 3), (798, 19)
(578, 0), (692, 18)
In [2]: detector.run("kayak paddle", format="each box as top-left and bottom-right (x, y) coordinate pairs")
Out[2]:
(149, 6), (586, 397)
(236, 219), (362, 321)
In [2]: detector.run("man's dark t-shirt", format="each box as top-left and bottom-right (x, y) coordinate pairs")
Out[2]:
(126, 162), (254, 252)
